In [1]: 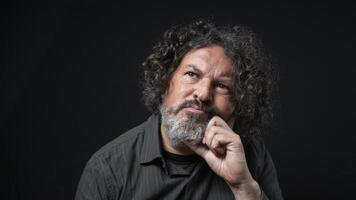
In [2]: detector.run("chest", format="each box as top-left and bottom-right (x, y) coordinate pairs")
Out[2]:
(119, 162), (235, 200)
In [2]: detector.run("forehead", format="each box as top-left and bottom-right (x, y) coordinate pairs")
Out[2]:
(178, 45), (234, 77)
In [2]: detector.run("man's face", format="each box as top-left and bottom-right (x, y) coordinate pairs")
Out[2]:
(161, 45), (237, 146)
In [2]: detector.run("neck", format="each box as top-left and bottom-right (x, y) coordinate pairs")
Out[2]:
(160, 124), (195, 155)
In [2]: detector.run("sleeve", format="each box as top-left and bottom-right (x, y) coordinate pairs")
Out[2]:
(75, 156), (120, 200)
(258, 146), (284, 200)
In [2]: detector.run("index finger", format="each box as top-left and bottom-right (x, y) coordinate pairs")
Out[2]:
(206, 116), (231, 131)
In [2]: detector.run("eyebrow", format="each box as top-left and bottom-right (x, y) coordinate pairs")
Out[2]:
(185, 64), (234, 82)
(185, 64), (203, 74)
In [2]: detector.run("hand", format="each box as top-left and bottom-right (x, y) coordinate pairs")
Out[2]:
(185, 116), (261, 199)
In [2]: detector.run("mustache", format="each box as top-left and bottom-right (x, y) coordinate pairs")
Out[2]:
(173, 99), (216, 117)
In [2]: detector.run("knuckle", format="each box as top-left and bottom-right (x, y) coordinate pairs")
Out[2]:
(234, 133), (241, 140)
(233, 135), (243, 145)
(212, 116), (220, 121)
(209, 126), (217, 133)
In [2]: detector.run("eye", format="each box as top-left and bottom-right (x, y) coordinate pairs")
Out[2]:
(185, 71), (198, 78)
(216, 83), (228, 89)
(215, 82), (232, 94)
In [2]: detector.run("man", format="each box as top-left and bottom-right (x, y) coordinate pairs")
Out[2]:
(75, 20), (283, 200)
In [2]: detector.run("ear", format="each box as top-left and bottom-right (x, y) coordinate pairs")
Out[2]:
(162, 78), (173, 98)
(162, 90), (167, 98)
(162, 85), (170, 99)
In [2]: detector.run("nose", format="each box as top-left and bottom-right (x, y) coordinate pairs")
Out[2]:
(193, 79), (213, 103)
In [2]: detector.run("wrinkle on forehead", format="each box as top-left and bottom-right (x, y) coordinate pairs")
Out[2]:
(183, 45), (234, 80)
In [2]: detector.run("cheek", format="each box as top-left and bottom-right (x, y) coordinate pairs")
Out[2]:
(164, 81), (193, 108)
(214, 96), (236, 118)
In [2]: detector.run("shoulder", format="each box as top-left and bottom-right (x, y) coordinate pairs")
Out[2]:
(79, 122), (146, 191)
(243, 136), (269, 178)
(244, 136), (284, 199)
(88, 122), (146, 166)
(76, 121), (149, 199)
(243, 136), (267, 159)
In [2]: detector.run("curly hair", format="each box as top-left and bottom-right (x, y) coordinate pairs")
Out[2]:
(141, 19), (276, 139)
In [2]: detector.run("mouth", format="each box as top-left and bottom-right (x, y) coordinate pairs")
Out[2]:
(183, 106), (205, 114)
(173, 99), (214, 117)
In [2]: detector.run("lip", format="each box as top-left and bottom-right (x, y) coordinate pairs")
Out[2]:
(183, 107), (205, 114)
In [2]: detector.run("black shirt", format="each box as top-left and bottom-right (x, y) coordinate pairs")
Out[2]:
(75, 114), (283, 200)
(162, 149), (200, 176)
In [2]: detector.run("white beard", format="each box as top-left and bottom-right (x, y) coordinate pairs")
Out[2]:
(160, 104), (209, 148)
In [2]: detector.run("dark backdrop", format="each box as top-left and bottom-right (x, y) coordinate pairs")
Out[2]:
(3, 1), (356, 200)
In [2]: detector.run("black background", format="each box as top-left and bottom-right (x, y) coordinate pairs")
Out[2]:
(3, 1), (356, 199)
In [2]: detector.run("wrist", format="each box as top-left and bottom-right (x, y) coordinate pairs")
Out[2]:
(230, 179), (261, 200)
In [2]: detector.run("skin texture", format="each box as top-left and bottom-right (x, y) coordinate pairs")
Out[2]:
(160, 45), (261, 199)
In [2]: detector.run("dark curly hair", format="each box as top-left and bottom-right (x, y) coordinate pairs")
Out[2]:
(141, 19), (276, 139)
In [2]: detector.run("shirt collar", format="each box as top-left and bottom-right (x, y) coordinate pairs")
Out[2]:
(139, 114), (164, 165)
